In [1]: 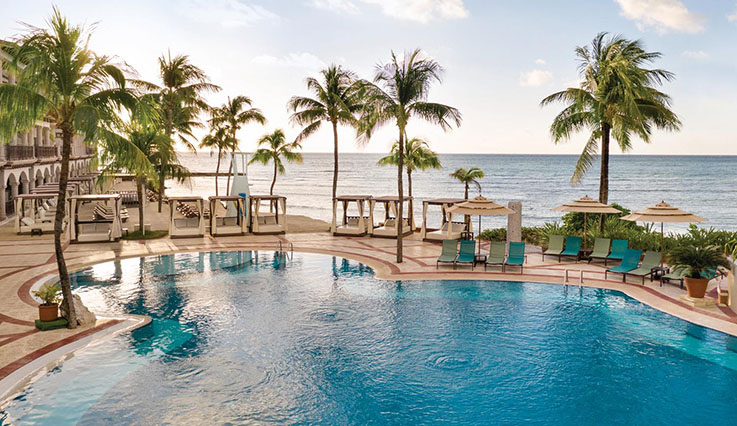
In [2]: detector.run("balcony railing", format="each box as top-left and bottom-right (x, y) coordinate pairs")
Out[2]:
(6, 145), (34, 161)
(37, 146), (58, 158)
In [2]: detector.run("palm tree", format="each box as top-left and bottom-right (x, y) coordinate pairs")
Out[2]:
(0, 8), (137, 327)
(210, 96), (266, 191)
(288, 65), (364, 214)
(249, 129), (303, 195)
(150, 52), (219, 211)
(199, 124), (235, 196)
(359, 49), (461, 263)
(449, 167), (485, 199)
(541, 32), (681, 204)
(377, 137), (442, 225)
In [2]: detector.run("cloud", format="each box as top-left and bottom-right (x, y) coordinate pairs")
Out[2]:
(181, 0), (278, 28)
(519, 70), (553, 87)
(614, 0), (705, 34)
(681, 50), (709, 59)
(251, 52), (327, 69)
(534, 58), (546, 65)
(729, 6), (737, 22)
(311, 0), (469, 23)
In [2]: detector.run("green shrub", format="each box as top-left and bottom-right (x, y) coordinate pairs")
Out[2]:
(668, 243), (730, 278)
(478, 228), (506, 242)
(33, 283), (61, 306)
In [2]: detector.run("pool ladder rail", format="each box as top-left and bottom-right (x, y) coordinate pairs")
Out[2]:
(277, 240), (294, 260)
(563, 269), (584, 295)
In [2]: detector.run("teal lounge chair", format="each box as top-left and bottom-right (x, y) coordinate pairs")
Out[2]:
(436, 239), (458, 269)
(661, 267), (720, 289)
(558, 236), (582, 262)
(454, 240), (476, 269)
(542, 235), (564, 261)
(485, 241), (506, 271)
(605, 239), (628, 266)
(503, 242), (526, 273)
(624, 251), (662, 284)
(605, 249), (642, 282)
(587, 238), (611, 264)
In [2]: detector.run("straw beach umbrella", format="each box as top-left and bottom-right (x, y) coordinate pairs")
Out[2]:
(620, 201), (706, 253)
(552, 195), (621, 248)
(447, 196), (514, 253)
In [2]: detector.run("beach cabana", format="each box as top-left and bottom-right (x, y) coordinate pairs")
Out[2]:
(420, 198), (467, 241)
(209, 196), (247, 236)
(14, 194), (63, 234)
(552, 195), (620, 248)
(250, 194), (287, 235)
(69, 174), (98, 194)
(447, 196), (514, 253)
(620, 201), (705, 254)
(168, 195), (205, 238)
(369, 196), (414, 238)
(331, 195), (372, 236)
(69, 194), (123, 243)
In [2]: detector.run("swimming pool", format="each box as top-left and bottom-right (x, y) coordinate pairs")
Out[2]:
(3, 251), (737, 424)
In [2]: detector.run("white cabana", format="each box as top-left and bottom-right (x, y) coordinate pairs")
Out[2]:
(331, 195), (371, 236)
(168, 195), (205, 238)
(250, 194), (287, 235)
(369, 196), (414, 238)
(33, 181), (81, 197)
(420, 198), (468, 241)
(69, 194), (123, 243)
(14, 194), (64, 234)
(209, 196), (247, 236)
(69, 174), (99, 194)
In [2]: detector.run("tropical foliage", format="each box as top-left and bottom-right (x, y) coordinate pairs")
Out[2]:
(668, 244), (730, 279)
(359, 49), (461, 262)
(199, 124), (235, 196)
(249, 129), (303, 195)
(541, 32), (681, 204)
(0, 8), (137, 327)
(449, 167), (485, 199)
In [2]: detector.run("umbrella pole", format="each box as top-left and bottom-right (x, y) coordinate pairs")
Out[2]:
(478, 215), (481, 254)
(583, 212), (587, 249)
(661, 222), (664, 264)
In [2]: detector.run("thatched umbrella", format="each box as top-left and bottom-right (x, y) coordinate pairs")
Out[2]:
(447, 196), (514, 253)
(552, 195), (621, 248)
(620, 201), (706, 253)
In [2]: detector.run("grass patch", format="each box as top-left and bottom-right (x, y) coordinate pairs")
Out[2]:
(122, 230), (168, 240)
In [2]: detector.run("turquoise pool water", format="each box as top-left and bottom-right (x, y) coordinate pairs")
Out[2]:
(2, 251), (737, 425)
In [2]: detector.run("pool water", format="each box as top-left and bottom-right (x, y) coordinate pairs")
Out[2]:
(3, 251), (737, 425)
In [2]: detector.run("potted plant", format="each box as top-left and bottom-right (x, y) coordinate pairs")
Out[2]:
(668, 244), (730, 298)
(33, 283), (61, 322)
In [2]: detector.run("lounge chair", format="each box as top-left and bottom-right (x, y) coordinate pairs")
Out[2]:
(587, 238), (611, 264)
(542, 235), (564, 261)
(436, 239), (458, 269)
(624, 251), (662, 284)
(454, 240), (476, 269)
(605, 249), (642, 282)
(484, 241), (506, 271)
(503, 242), (526, 273)
(558, 236), (582, 262)
(661, 267), (720, 289)
(605, 239), (628, 266)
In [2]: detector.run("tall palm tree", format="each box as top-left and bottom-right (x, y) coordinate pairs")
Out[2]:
(210, 96), (266, 191)
(249, 129), (303, 195)
(377, 137), (442, 225)
(0, 8), (137, 327)
(288, 65), (364, 214)
(199, 124), (235, 196)
(541, 32), (681, 204)
(449, 167), (485, 199)
(359, 49), (461, 263)
(151, 52), (219, 211)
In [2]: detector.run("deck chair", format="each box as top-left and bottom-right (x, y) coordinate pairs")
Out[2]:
(624, 251), (662, 284)
(558, 236), (582, 262)
(661, 267), (721, 289)
(587, 238), (611, 264)
(436, 239), (458, 269)
(503, 242), (526, 273)
(542, 235), (564, 261)
(485, 241), (506, 271)
(605, 239), (628, 266)
(605, 249), (642, 282)
(454, 240), (476, 269)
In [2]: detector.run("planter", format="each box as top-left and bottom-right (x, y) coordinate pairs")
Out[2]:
(685, 277), (709, 299)
(38, 303), (59, 322)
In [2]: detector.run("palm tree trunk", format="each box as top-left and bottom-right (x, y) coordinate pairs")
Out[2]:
(331, 120), (339, 223)
(57, 127), (76, 328)
(160, 108), (173, 213)
(407, 168), (413, 230)
(226, 129), (237, 194)
(464, 183), (469, 199)
(270, 160), (277, 195)
(599, 122), (611, 231)
(396, 130), (404, 263)
(215, 150), (221, 196)
(137, 176), (145, 237)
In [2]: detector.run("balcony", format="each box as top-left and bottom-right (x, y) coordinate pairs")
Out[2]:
(6, 145), (34, 161)
(37, 146), (58, 158)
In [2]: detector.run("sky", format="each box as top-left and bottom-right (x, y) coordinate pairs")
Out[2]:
(1, 0), (736, 155)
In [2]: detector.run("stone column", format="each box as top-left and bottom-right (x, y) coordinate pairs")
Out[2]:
(28, 166), (35, 192)
(0, 184), (6, 221)
(506, 201), (522, 243)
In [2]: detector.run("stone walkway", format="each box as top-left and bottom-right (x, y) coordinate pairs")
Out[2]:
(1, 229), (736, 394)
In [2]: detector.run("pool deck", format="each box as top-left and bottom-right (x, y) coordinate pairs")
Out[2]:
(1, 229), (736, 398)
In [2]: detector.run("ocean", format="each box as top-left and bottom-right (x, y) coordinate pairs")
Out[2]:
(169, 152), (737, 232)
